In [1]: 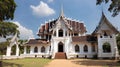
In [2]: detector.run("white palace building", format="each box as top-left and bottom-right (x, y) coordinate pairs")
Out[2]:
(6, 9), (119, 59)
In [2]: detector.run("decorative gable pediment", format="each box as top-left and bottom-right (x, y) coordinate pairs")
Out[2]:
(93, 12), (119, 35)
(55, 18), (69, 30)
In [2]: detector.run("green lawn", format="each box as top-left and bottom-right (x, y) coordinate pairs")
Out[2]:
(1, 58), (51, 67)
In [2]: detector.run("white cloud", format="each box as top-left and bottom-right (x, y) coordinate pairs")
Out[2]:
(48, 0), (54, 3)
(13, 21), (34, 40)
(30, 1), (55, 17)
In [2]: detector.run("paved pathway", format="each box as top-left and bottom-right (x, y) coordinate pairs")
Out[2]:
(45, 59), (80, 67)
(45, 59), (120, 67)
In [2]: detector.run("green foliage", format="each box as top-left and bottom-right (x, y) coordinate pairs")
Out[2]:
(0, 0), (16, 21)
(0, 41), (9, 55)
(96, 0), (120, 17)
(0, 0), (18, 38)
(0, 22), (19, 38)
(26, 46), (30, 53)
(2, 58), (51, 67)
(18, 40), (27, 45)
(18, 40), (28, 54)
(11, 45), (16, 55)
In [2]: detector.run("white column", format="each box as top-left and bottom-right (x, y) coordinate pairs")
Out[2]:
(115, 47), (119, 60)
(98, 49), (102, 58)
(73, 32), (74, 36)
(38, 46), (41, 54)
(113, 34), (119, 58)
(56, 29), (58, 37)
(63, 30), (65, 37)
(49, 45), (51, 54)
(30, 46), (33, 54)
(67, 31), (69, 36)
(79, 33), (81, 36)
(24, 46), (27, 54)
(16, 44), (19, 56)
(6, 46), (11, 56)
(48, 35), (49, 41)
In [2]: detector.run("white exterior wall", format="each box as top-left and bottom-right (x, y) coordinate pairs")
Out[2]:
(20, 13), (119, 59)
(21, 18), (98, 59)
(67, 42), (97, 59)
(22, 45), (50, 58)
(51, 36), (71, 58)
(97, 34), (119, 58)
(96, 20), (119, 58)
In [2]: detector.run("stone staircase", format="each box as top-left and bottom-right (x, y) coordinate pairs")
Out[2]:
(55, 52), (66, 59)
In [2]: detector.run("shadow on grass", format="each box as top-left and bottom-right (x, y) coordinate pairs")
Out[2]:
(0, 61), (23, 67)
(72, 59), (120, 67)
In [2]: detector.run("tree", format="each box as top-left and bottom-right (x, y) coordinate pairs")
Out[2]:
(0, 22), (19, 38)
(0, 41), (9, 66)
(0, 0), (16, 21)
(96, 0), (120, 17)
(0, 0), (18, 38)
(0, 41), (9, 55)
(18, 40), (27, 54)
(0, 0), (18, 62)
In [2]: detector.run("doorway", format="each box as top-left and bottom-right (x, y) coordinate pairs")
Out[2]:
(58, 42), (64, 52)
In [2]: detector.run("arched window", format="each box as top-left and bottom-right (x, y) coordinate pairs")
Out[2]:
(92, 44), (95, 52)
(59, 29), (63, 37)
(34, 47), (38, 53)
(103, 42), (111, 53)
(84, 45), (88, 52)
(75, 45), (80, 52)
(41, 46), (45, 53)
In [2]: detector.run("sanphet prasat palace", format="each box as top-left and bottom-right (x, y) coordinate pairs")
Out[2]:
(6, 9), (119, 59)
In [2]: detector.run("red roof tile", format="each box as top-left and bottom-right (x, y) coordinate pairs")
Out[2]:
(26, 39), (48, 45)
(72, 36), (87, 42)
(72, 36), (97, 42)
(38, 18), (87, 35)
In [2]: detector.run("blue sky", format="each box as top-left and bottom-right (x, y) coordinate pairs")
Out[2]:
(12, 0), (120, 39)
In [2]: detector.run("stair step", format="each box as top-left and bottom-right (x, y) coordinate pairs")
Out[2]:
(55, 52), (66, 59)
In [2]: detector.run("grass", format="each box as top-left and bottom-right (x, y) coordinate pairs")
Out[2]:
(1, 58), (51, 67)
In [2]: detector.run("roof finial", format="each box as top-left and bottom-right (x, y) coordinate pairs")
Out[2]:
(102, 10), (104, 16)
(101, 3), (105, 16)
(60, 4), (64, 17)
(101, 8), (106, 18)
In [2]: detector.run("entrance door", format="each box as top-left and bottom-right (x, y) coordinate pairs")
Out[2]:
(58, 42), (64, 52)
